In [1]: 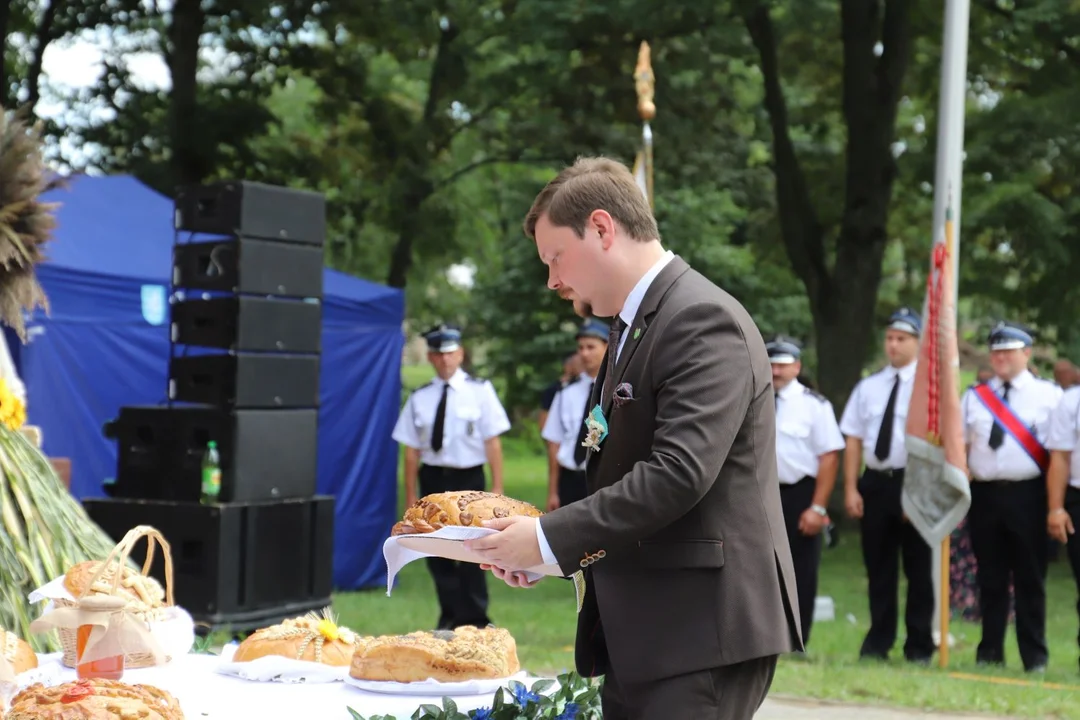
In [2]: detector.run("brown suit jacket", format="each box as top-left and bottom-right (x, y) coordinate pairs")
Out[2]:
(540, 256), (803, 685)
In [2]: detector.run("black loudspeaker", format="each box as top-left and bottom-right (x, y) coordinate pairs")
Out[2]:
(106, 405), (318, 503)
(174, 181), (326, 246)
(169, 354), (320, 409)
(83, 496), (335, 630)
(172, 237), (323, 299)
(171, 296), (321, 353)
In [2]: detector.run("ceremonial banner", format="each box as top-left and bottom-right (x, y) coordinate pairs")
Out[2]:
(902, 231), (970, 546)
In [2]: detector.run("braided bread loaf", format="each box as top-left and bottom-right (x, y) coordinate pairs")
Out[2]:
(390, 491), (542, 535)
(6, 678), (184, 719)
(349, 625), (520, 683)
(62, 561), (166, 620)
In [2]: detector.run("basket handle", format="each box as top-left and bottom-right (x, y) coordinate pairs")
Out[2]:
(78, 525), (176, 607)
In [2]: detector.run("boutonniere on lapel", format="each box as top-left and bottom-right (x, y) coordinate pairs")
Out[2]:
(632, 327), (641, 340)
(612, 382), (635, 409)
(581, 405), (609, 452)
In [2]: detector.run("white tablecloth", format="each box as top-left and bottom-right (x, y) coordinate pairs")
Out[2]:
(28, 652), (546, 719)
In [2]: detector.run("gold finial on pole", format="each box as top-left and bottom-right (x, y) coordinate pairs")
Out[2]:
(633, 41), (656, 209)
(635, 41), (655, 122)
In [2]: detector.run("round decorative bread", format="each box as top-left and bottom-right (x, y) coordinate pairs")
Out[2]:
(349, 625), (520, 684)
(62, 561), (166, 617)
(1, 626), (38, 675)
(391, 491), (542, 535)
(232, 610), (361, 666)
(6, 678), (184, 719)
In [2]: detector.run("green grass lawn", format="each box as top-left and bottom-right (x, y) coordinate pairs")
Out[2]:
(333, 364), (1080, 716)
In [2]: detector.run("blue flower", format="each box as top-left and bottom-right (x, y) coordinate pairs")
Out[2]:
(556, 702), (580, 719)
(512, 685), (542, 707)
(470, 708), (492, 720)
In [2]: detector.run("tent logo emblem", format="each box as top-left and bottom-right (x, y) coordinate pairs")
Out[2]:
(141, 285), (167, 326)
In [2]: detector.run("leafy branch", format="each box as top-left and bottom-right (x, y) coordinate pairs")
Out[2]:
(347, 672), (603, 720)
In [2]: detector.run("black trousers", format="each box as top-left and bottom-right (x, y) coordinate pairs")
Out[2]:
(969, 477), (1048, 670)
(779, 476), (821, 646)
(418, 464), (491, 630)
(858, 468), (935, 661)
(558, 467), (587, 508)
(600, 655), (777, 720)
(1066, 487), (1080, 665)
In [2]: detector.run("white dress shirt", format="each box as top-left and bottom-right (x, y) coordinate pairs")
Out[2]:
(537, 250), (675, 571)
(839, 360), (917, 470)
(961, 370), (1062, 481)
(775, 380), (844, 484)
(1045, 385), (1080, 489)
(541, 373), (597, 471)
(391, 369), (511, 468)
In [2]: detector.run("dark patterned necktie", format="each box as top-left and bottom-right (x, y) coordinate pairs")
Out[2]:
(573, 382), (595, 465)
(874, 374), (900, 462)
(431, 383), (449, 452)
(988, 381), (1011, 450)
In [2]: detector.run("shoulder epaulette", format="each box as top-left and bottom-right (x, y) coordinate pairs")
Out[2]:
(802, 386), (827, 402)
(466, 375), (487, 384)
(416, 380), (435, 390)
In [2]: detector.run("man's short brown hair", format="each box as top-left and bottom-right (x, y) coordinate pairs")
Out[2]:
(523, 156), (659, 242)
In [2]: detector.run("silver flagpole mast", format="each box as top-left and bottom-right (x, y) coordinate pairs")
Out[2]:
(929, 0), (970, 668)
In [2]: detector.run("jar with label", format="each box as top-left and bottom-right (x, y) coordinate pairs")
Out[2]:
(75, 595), (126, 681)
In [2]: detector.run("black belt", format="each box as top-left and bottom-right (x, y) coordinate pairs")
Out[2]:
(780, 476), (814, 490)
(865, 467), (904, 479)
(420, 464), (484, 474)
(972, 475), (1041, 484)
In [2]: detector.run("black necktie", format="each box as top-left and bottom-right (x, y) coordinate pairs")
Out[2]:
(573, 382), (595, 466)
(431, 383), (449, 452)
(603, 317), (626, 400)
(988, 381), (1012, 450)
(874, 374), (900, 462)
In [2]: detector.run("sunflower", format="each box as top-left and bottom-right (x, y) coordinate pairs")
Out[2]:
(0, 107), (60, 341)
(0, 377), (25, 430)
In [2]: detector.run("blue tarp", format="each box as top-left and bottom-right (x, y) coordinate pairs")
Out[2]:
(15, 175), (403, 591)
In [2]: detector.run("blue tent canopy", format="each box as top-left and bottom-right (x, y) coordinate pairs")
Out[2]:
(16, 174), (403, 591)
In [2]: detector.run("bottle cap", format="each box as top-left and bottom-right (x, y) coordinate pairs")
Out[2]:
(208, 441), (217, 449)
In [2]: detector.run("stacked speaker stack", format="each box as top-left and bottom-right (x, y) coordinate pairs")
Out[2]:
(88, 180), (335, 633)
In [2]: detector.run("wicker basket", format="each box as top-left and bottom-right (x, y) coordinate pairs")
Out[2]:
(55, 525), (175, 669)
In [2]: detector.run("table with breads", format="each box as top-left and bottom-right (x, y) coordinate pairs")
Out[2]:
(0, 492), (560, 719)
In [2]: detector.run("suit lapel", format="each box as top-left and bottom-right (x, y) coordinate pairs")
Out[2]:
(602, 256), (690, 415)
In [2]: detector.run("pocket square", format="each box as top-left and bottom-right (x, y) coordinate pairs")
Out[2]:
(612, 382), (636, 408)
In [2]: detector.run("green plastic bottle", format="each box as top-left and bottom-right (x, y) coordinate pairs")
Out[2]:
(201, 441), (221, 504)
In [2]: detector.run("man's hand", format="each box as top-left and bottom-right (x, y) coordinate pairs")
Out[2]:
(798, 508), (826, 536)
(481, 564), (544, 588)
(464, 516), (543, 570)
(491, 483), (504, 496)
(845, 489), (864, 519)
(1048, 508), (1075, 544)
(546, 493), (560, 512)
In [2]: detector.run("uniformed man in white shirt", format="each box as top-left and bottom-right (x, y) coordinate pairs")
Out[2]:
(541, 318), (608, 511)
(962, 321), (1062, 672)
(392, 323), (512, 629)
(1047, 377), (1080, 672)
(840, 307), (934, 663)
(767, 336), (844, 646)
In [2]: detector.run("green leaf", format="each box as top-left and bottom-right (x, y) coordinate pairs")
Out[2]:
(529, 678), (555, 694)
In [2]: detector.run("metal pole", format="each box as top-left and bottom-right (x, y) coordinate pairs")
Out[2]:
(929, 0), (970, 669)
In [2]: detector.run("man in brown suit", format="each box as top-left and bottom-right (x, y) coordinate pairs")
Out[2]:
(466, 157), (802, 719)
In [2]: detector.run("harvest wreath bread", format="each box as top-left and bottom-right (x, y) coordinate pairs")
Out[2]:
(5, 678), (184, 719)
(1, 626), (37, 675)
(349, 625), (520, 683)
(232, 610), (361, 666)
(391, 491), (543, 535)
(63, 561), (167, 618)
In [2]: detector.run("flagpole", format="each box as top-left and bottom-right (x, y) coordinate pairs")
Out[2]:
(634, 41), (656, 210)
(930, 0), (970, 669)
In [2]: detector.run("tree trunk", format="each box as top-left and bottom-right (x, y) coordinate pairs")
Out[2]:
(746, 0), (913, 412)
(167, 0), (206, 189)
